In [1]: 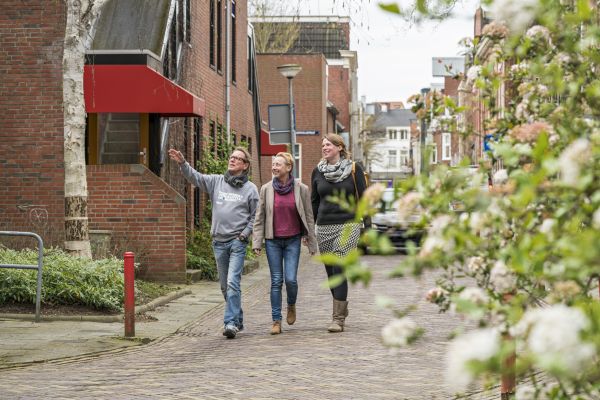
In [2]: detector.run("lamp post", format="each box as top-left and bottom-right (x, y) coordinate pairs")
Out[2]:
(277, 64), (302, 175)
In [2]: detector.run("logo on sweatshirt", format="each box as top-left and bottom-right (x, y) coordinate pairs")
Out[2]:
(217, 191), (243, 203)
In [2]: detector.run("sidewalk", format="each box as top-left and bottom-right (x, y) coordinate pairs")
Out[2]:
(0, 256), (269, 369)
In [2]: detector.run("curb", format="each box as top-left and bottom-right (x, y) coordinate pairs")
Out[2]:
(0, 288), (193, 323)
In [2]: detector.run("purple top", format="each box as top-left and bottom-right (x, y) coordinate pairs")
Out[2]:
(273, 190), (302, 238)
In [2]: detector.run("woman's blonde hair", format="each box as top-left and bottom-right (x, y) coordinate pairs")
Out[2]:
(323, 133), (351, 159)
(274, 152), (294, 170)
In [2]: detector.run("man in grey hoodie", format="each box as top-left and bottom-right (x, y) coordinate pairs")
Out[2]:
(169, 147), (259, 339)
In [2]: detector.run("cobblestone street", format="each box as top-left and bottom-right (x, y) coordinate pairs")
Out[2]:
(0, 254), (470, 399)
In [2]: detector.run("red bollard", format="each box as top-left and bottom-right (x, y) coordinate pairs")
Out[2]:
(124, 252), (135, 337)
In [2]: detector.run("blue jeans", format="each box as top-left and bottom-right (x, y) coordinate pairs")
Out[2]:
(265, 234), (301, 321)
(212, 238), (247, 328)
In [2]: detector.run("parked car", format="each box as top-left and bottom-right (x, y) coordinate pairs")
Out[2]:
(369, 188), (425, 253)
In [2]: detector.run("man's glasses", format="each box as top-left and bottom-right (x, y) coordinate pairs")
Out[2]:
(229, 155), (248, 163)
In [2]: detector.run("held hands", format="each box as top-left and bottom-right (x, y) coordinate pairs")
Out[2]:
(253, 248), (261, 256)
(168, 149), (185, 165)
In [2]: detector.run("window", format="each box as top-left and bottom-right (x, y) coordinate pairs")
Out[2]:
(400, 149), (409, 166)
(430, 144), (438, 164)
(387, 150), (397, 168)
(247, 35), (253, 92)
(185, 0), (190, 43)
(209, 0), (215, 67)
(388, 129), (397, 140)
(217, 0), (223, 72)
(400, 129), (409, 140)
(442, 132), (451, 160)
(209, 120), (217, 154)
(231, 0), (236, 83)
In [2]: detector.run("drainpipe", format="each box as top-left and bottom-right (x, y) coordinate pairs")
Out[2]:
(225, 0), (231, 145)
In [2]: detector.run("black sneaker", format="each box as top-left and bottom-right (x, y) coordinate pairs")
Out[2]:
(223, 323), (239, 339)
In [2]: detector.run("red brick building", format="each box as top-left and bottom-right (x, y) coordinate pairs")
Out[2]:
(250, 16), (359, 186)
(256, 54), (329, 187)
(0, 0), (260, 281)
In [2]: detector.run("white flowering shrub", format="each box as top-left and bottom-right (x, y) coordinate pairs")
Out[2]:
(360, 1), (600, 398)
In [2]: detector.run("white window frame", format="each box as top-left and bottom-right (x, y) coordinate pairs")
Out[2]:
(442, 132), (451, 161)
(387, 149), (397, 168)
(430, 144), (438, 164)
(387, 128), (397, 140)
(399, 128), (409, 141)
(399, 149), (409, 166)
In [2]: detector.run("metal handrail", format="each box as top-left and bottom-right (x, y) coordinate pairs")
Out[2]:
(0, 231), (43, 321)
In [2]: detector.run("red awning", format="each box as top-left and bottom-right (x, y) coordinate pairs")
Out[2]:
(260, 129), (287, 156)
(84, 65), (205, 117)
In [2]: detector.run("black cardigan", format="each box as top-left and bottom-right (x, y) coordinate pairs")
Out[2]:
(311, 162), (367, 225)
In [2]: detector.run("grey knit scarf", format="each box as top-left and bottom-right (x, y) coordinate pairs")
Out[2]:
(223, 170), (249, 188)
(317, 157), (353, 183)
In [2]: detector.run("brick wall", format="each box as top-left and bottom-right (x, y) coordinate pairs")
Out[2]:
(87, 165), (186, 282)
(256, 54), (327, 187)
(166, 0), (259, 230)
(0, 1), (66, 246)
(328, 65), (350, 132)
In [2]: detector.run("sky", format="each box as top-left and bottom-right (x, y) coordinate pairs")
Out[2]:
(295, 0), (481, 105)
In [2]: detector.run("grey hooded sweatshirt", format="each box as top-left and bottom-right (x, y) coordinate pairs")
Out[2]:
(180, 161), (259, 242)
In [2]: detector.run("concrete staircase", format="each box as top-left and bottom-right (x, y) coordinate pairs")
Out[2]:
(100, 113), (140, 164)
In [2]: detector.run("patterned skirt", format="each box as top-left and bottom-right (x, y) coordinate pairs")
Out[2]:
(315, 222), (362, 258)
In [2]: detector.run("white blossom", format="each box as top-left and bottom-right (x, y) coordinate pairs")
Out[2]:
(493, 169), (509, 185)
(525, 25), (552, 45)
(381, 317), (420, 347)
(490, 0), (540, 33)
(429, 215), (452, 236)
(559, 139), (591, 186)
(468, 212), (487, 234)
(510, 305), (595, 375)
(539, 218), (556, 235)
(490, 260), (517, 293)
(466, 256), (486, 275)
(459, 287), (489, 305)
(466, 65), (482, 84)
(510, 62), (529, 74)
(425, 287), (447, 303)
(445, 328), (501, 393)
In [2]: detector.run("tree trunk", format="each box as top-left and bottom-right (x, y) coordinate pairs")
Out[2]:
(63, 0), (106, 258)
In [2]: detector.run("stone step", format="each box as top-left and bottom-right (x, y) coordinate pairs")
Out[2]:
(106, 120), (139, 132)
(105, 131), (138, 142)
(104, 142), (139, 153)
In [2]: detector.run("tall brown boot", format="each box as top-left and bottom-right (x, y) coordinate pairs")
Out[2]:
(327, 299), (348, 333)
(286, 304), (296, 325)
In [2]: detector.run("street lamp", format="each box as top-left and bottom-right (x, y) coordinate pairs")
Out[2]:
(277, 64), (302, 176)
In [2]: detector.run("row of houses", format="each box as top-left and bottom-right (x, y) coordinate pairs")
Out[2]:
(360, 8), (499, 184)
(0, 1), (359, 281)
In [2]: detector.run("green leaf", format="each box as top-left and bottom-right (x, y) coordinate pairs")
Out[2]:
(378, 3), (401, 15)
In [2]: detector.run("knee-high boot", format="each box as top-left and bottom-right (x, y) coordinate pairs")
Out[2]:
(327, 299), (348, 332)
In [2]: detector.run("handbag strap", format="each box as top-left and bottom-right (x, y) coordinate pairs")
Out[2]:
(351, 162), (359, 200)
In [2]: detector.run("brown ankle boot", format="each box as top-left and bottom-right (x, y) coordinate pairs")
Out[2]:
(270, 321), (282, 335)
(286, 304), (296, 325)
(327, 299), (349, 333)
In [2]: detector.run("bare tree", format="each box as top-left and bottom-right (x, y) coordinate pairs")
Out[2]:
(249, 0), (301, 53)
(360, 114), (386, 174)
(63, 0), (107, 258)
